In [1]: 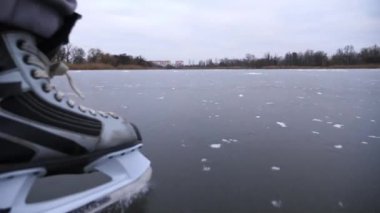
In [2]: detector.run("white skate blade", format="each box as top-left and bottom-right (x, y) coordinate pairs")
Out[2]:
(1, 145), (151, 213)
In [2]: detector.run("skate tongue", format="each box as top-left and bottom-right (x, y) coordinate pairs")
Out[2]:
(49, 62), (85, 99)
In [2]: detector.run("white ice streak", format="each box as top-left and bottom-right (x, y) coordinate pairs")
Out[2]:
(266, 102), (274, 105)
(361, 141), (368, 145)
(276, 122), (287, 128)
(338, 201), (344, 208)
(333, 124), (344, 129)
(246, 72), (263, 75)
(221, 138), (239, 143)
(157, 96), (165, 100)
(312, 118), (323, 122)
(271, 166), (281, 171)
(256, 116), (261, 118)
(368, 135), (380, 139)
(271, 200), (282, 208)
(356, 116), (361, 119)
(201, 158), (208, 162)
(334, 145), (343, 149)
(312, 131), (320, 135)
(210, 144), (221, 149)
(297, 96), (305, 99)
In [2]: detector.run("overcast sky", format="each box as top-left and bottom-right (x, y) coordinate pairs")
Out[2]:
(71, 0), (380, 62)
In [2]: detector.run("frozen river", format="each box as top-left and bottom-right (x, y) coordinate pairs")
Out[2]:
(34, 69), (380, 212)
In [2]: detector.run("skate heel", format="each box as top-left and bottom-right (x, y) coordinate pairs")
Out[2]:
(0, 168), (45, 212)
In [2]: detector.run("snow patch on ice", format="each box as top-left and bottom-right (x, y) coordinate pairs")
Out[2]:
(271, 200), (282, 208)
(276, 122), (287, 128)
(368, 135), (380, 139)
(271, 166), (281, 171)
(210, 144), (221, 149)
(333, 124), (344, 129)
(334, 145), (343, 149)
(312, 118), (323, 122)
(312, 131), (320, 135)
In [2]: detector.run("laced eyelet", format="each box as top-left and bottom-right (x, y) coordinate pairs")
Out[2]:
(16, 40), (25, 50)
(31, 69), (38, 79)
(23, 55), (30, 64)
(42, 83), (50, 93)
(79, 105), (87, 112)
(54, 93), (63, 102)
(67, 100), (75, 108)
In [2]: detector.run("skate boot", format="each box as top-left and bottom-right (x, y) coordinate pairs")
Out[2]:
(0, 31), (151, 213)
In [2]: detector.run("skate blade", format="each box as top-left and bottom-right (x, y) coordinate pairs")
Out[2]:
(0, 145), (151, 213)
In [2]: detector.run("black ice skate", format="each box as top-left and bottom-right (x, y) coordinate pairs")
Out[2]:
(0, 31), (151, 212)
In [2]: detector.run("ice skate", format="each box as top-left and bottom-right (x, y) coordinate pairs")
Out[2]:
(0, 31), (151, 213)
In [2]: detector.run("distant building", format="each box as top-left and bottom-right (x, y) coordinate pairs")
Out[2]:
(150, 60), (171, 67)
(175, 60), (184, 67)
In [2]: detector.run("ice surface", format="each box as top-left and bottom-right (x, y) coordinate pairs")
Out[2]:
(271, 200), (282, 208)
(334, 145), (343, 149)
(276, 122), (287, 128)
(210, 144), (221, 149)
(312, 119), (323, 122)
(368, 135), (380, 139)
(333, 124), (344, 128)
(271, 166), (281, 171)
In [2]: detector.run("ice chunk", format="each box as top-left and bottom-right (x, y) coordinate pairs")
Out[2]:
(201, 158), (208, 162)
(368, 135), (380, 139)
(333, 124), (344, 128)
(238, 94), (244, 98)
(312, 119), (323, 122)
(271, 166), (281, 171)
(271, 200), (282, 208)
(312, 131), (320, 135)
(221, 139), (239, 143)
(317, 92), (323, 95)
(256, 116), (261, 118)
(361, 141), (368, 144)
(334, 145), (343, 149)
(276, 122), (287, 128)
(202, 166), (211, 172)
(210, 144), (221, 149)
(221, 139), (231, 143)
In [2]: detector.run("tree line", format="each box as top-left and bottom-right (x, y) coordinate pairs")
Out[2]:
(55, 44), (380, 69)
(54, 44), (153, 68)
(192, 44), (380, 68)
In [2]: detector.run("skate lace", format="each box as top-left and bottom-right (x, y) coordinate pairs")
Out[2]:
(19, 41), (119, 119)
